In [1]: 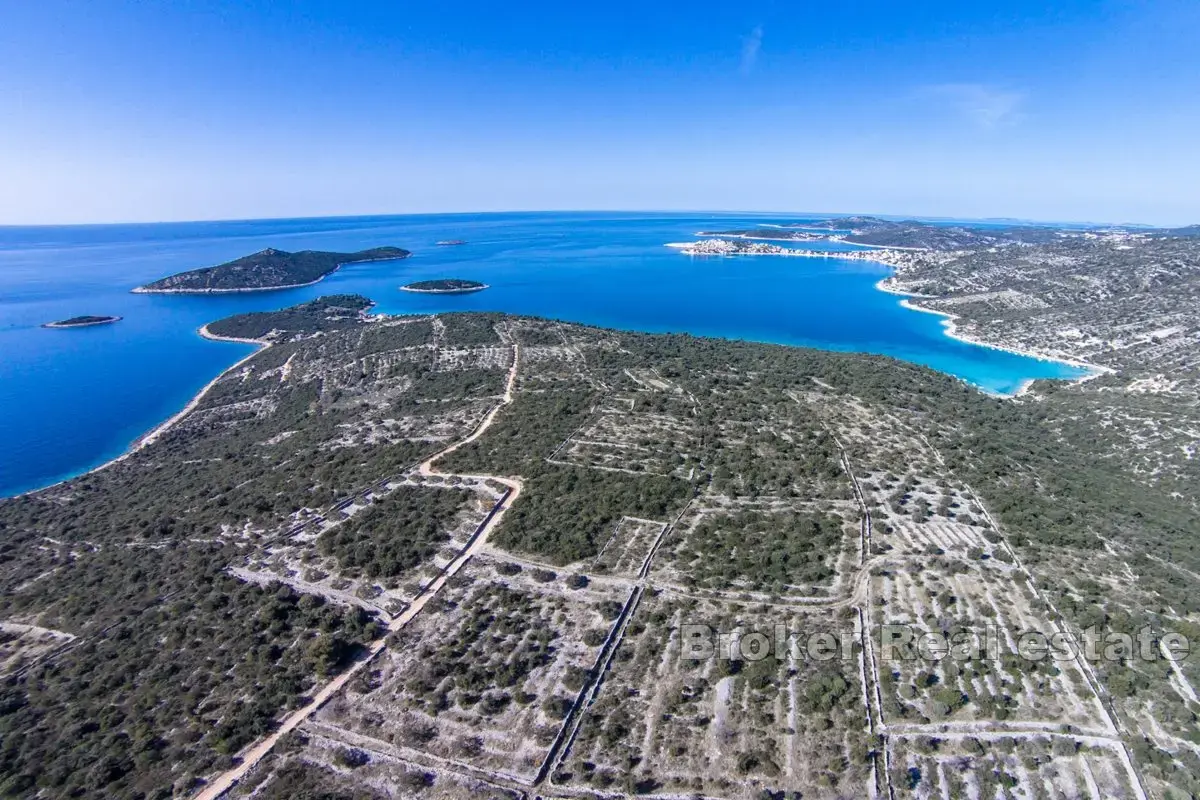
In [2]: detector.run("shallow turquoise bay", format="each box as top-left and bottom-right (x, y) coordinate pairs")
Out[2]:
(0, 211), (1088, 496)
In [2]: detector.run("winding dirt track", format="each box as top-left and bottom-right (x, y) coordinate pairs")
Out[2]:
(193, 342), (522, 800)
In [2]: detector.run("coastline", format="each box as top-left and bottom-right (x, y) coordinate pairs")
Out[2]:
(668, 239), (1111, 393)
(131, 254), (411, 295)
(197, 323), (270, 347)
(880, 279), (1112, 383)
(9, 326), (267, 500)
(129, 324), (268, 450)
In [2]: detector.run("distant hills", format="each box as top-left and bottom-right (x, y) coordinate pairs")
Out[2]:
(134, 246), (411, 293)
(832, 218), (1065, 249)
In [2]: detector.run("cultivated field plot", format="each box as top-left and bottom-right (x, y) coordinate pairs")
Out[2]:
(649, 502), (856, 598)
(864, 471), (990, 537)
(510, 320), (604, 387)
(320, 397), (496, 450)
(888, 733), (1139, 799)
(436, 314), (505, 346)
(324, 349), (429, 397)
(590, 516), (667, 577)
(557, 593), (872, 798)
(355, 316), (436, 356)
(875, 518), (996, 557)
(513, 344), (595, 388)
(623, 366), (685, 393)
(314, 557), (631, 782)
(871, 557), (1110, 731)
(432, 344), (513, 373)
(801, 391), (947, 479)
(1019, 541), (1200, 757)
(233, 481), (503, 621)
(550, 400), (697, 477)
(510, 320), (567, 346)
(270, 332), (427, 401)
(703, 411), (850, 502)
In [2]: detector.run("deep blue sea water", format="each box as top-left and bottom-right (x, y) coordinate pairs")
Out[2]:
(0, 211), (1088, 497)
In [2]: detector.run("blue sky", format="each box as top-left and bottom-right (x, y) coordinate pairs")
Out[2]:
(2, 0), (1198, 225)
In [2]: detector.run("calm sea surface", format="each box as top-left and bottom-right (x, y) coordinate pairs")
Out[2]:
(0, 211), (1088, 496)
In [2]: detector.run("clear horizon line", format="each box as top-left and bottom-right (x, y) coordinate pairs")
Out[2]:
(0, 207), (1185, 230)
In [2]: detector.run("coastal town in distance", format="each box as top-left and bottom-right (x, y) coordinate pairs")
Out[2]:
(3, 2), (1200, 799)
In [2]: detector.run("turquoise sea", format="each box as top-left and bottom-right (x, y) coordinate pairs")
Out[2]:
(0, 211), (1089, 497)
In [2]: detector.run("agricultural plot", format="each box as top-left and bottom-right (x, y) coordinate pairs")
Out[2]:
(313, 556), (631, 782)
(706, 415), (849, 501)
(590, 516), (667, 576)
(871, 556), (1110, 732)
(320, 397), (496, 450)
(437, 314), (505, 346)
(864, 471), (988, 534)
(1019, 541), (1200, 763)
(233, 482), (503, 621)
(512, 344), (595, 388)
(322, 350), (427, 400)
(623, 367), (684, 393)
(875, 518), (995, 557)
(889, 733), (1140, 799)
(556, 592), (873, 798)
(356, 316), (436, 355)
(510, 321), (567, 347)
(549, 401), (696, 477)
(432, 345), (513, 373)
(509, 320), (602, 387)
(650, 503), (856, 599)
(801, 391), (947, 480)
